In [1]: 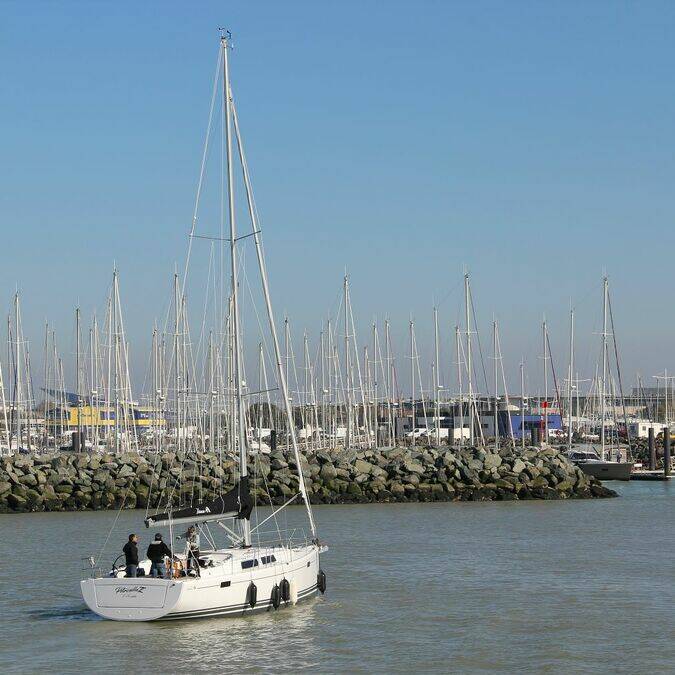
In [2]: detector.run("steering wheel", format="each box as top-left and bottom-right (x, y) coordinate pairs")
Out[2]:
(111, 554), (126, 575)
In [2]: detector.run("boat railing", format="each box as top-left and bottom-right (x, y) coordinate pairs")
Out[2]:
(249, 527), (310, 549)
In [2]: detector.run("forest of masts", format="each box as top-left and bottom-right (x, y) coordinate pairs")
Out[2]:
(0, 269), (663, 456)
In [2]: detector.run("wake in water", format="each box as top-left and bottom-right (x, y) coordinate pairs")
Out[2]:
(29, 602), (100, 622)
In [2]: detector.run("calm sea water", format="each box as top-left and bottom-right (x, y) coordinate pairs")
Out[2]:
(0, 482), (673, 674)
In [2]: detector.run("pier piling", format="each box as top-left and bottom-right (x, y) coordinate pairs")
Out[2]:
(664, 428), (671, 478)
(648, 427), (656, 471)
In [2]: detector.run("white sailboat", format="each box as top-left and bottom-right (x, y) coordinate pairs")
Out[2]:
(81, 32), (327, 621)
(566, 277), (633, 480)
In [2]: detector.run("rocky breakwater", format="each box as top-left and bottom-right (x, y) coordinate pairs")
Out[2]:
(0, 444), (615, 513)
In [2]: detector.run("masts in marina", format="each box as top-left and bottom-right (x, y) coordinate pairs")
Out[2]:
(493, 320), (499, 451)
(464, 273), (474, 446)
(567, 308), (574, 453)
(542, 318), (549, 442)
(600, 276), (608, 460)
(456, 325), (464, 448)
(433, 307), (441, 447)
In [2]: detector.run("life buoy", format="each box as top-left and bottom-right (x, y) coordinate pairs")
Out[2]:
(271, 583), (281, 609)
(317, 569), (327, 594)
(247, 582), (257, 608)
(280, 578), (290, 603)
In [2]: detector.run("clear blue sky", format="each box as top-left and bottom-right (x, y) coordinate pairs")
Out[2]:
(2, 1), (675, 394)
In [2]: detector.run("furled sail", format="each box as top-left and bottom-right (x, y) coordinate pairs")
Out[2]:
(144, 478), (253, 528)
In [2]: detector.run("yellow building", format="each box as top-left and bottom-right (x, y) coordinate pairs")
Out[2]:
(45, 405), (165, 429)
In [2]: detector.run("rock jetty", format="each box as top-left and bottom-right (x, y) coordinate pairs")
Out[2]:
(0, 445), (615, 513)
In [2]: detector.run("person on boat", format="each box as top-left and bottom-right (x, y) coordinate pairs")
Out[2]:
(147, 533), (173, 579)
(123, 533), (139, 577)
(181, 526), (201, 576)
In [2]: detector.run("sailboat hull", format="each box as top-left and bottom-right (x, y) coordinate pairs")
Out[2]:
(81, 544), (324, 622)
(575, 461), (633, 481)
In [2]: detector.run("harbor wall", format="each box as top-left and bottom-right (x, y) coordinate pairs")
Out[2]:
(0, 445), (615, 513)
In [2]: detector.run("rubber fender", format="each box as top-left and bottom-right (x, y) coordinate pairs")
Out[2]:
(247, 582), (257, 608)
(317, 569), (327, 594)
(280, 578), (290, 603)
(271, 583), (281, 610)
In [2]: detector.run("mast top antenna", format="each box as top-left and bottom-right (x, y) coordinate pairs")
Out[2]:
(218, 28), (233, 45)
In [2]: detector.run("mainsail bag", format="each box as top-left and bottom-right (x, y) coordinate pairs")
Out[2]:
(145, 477), (253, 527)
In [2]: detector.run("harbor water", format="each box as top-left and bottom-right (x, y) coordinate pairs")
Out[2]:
(0, 482), (672, 674)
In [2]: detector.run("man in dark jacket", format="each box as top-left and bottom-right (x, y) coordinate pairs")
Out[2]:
(123, 533), (139, 577)
(147, 533), (172, 579)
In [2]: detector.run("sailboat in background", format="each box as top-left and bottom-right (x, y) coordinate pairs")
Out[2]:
(566, 277), (633, 480)
(81, 32), (326, 621)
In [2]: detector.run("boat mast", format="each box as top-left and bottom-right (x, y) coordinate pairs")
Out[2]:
(14, 293), (21, 450)
(89, 322), (96, 449)
(409, 319), (415, 441)
(385, 319), (394, 446)
(0, 358), (8, 452)
(542, 318), (548, 444)
(320, 328), (326, 447)
(221, 34), (250, 546)
(464, 273), (474, 445)
(42, 321), (49, 451)
(372, 322), (378, 447)
(434, 307), (441, 447)
(456, 325), (463, 448)
(493, 320), (498, 451)
(520, 360), (525, 449)
(344, 275), (351, 449)
(173, 273), (181, 458)
(112, 271), (120, 454)
(567, 308), (574, 453)
(76, 307), (82, 450)
(601, 276), (608, 461)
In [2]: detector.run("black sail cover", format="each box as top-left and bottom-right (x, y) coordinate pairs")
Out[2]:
(144, 477), (253, 528)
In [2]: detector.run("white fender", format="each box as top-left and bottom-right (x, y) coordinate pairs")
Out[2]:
(289, 579), (298, 605)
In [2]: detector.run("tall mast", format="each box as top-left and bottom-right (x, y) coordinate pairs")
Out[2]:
(601, 276), (608, 460)
(222, 34), (250, 546)
(372, 322), (378, 447)
(493, 320), (499, 451)
(89, 322), (96, 448)
(567, 308), (574, 453)
(14, 293), (21, 450)
(112, 271), (120, 454)
(464, 273), (473, 445)
(385, 319), (393, 446)
(434, 307), (441, 447)
(344, 275), (351, 449)
(0, 359), (9, 451)
(76, 307), (82, 449)
(520, 361), (525, 450)
(320, 328), (325, 446)
(173, 273), (181, 457)
(542, 318), (548, 444)
(43, 321), (49, 451)
(456, 325), (463, 448)
(409, 319), (415, 440)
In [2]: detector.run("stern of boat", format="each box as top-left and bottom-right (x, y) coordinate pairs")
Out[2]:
(81, 577), (184, 621)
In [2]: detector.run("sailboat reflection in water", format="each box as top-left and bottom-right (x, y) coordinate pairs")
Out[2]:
(81, 32), (327, 621)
